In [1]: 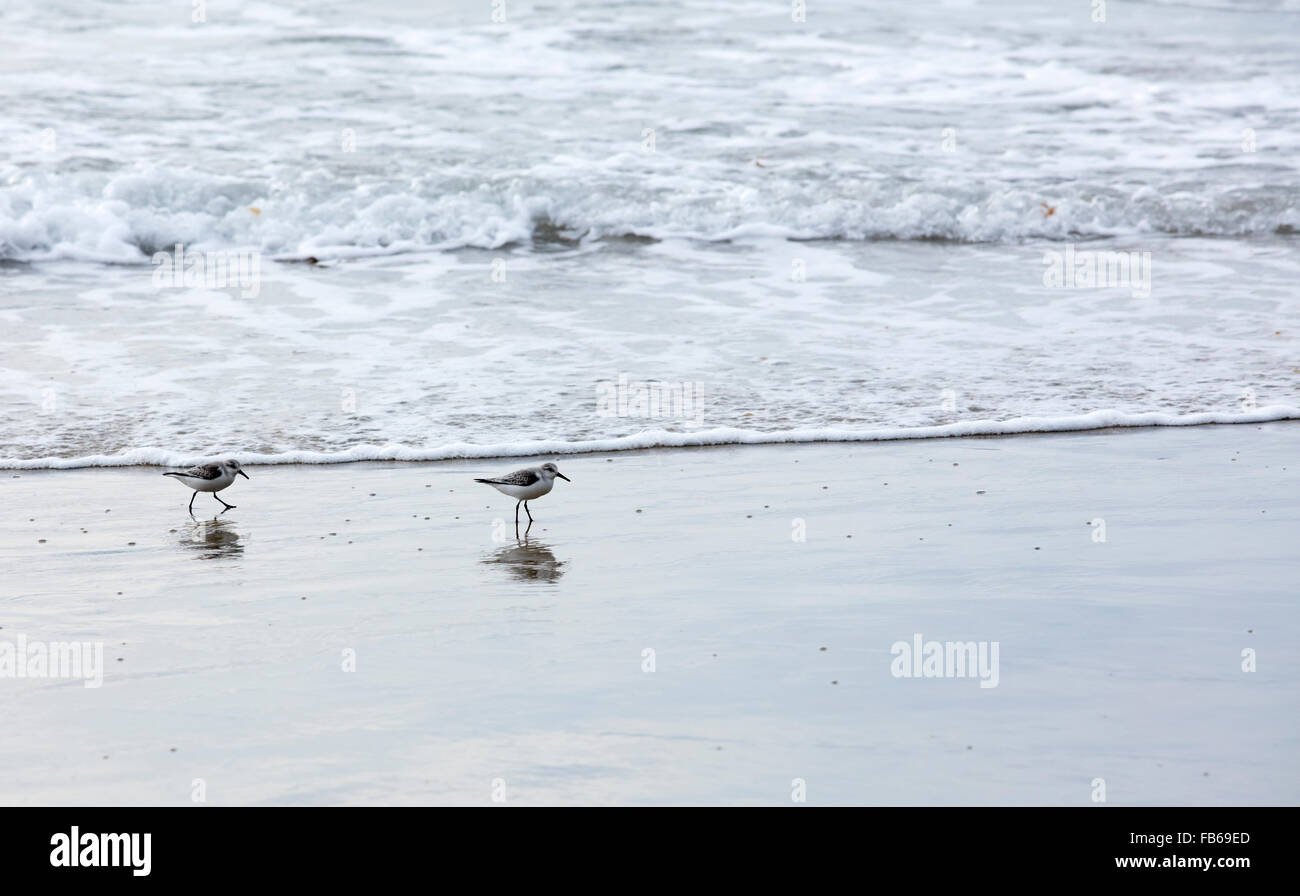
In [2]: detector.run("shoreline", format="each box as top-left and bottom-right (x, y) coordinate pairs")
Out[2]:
(3, 412), (1298, 471)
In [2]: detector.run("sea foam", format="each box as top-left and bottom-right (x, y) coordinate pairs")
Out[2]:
(3, 408), (1296, 470)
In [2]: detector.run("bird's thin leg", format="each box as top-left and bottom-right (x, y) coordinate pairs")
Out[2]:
(524, 501), (534, 523)
(188, 491), (198, 514)
(515, 501), (521, 526)
(215, 493), (236, 511)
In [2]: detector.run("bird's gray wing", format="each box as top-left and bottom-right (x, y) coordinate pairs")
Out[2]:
(182, 463), (224, 480)
(485, 468), (540, 487)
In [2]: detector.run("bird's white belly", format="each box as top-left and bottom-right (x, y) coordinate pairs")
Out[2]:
(176, 473), (235, 493)
(494, 479), (554, 501)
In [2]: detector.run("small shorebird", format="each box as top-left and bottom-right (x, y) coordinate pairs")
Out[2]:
(163, 459), (250, 514)
(474, 462), (570, 530)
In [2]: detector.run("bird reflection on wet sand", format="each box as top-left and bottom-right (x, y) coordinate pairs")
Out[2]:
(177, 518), (244, 560)
(481, 537), (565, 583)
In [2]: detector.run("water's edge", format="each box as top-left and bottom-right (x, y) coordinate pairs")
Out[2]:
(4, 408), (1295, 470)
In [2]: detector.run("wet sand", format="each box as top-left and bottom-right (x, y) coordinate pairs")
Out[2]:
(1, 423), (1297, 805)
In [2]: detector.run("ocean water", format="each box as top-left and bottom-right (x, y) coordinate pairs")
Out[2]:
(1, 0), (1297, 466)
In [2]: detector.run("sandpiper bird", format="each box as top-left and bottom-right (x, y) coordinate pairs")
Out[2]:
(163, 459), (250, 513)
(474, 462), (570, 530)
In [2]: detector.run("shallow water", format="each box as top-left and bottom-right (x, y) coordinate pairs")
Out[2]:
(0, 0), (1297, 465)
(1, 237), (1296, 464)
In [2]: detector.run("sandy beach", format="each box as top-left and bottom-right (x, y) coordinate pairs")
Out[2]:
(1, 422), (1295, 806)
